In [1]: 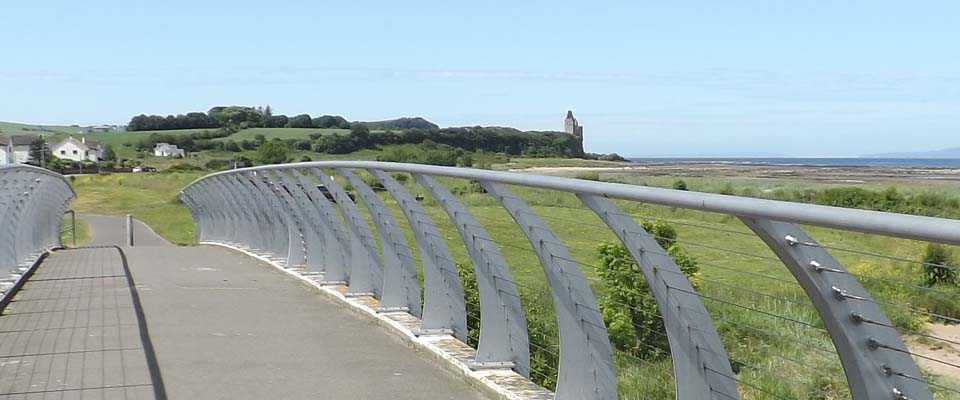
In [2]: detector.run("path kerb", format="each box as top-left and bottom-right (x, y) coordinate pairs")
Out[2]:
(202, 241), (554, 400)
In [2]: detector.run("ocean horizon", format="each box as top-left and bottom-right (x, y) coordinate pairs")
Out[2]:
(627, 157), (960, 168)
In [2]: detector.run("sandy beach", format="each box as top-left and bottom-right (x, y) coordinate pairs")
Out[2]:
(511, 162), (960, 185)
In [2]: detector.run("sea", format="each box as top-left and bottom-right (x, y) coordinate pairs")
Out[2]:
(627, 158), (960, 168)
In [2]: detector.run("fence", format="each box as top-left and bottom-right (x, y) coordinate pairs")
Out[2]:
(0, 165), (75, 303)
(179, 161), (960, 400)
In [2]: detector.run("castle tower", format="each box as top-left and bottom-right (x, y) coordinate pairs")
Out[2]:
(564, 110), (584, 138)
(564, 110), (585, 155)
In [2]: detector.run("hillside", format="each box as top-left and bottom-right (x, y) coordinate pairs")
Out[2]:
(360, 117), (438, 131)
(2, 117), (587, 172)
(0, 121), (96, 136)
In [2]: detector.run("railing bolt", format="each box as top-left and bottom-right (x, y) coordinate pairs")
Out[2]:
(784, 235), (798, 246)
(810, 260), (823, 272)
(867, 337), (880, 350)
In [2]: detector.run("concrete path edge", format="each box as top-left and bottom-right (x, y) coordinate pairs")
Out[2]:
(201, 241), (551, 400)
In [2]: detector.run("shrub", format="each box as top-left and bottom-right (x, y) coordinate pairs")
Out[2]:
(166, 163), (203, 172)
(923, 244), (956, 287)
(595, 221), (699, 360)
(672, 179), (688, 191)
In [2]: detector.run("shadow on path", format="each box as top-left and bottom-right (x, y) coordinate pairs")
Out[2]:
(73, 215), (488, 400)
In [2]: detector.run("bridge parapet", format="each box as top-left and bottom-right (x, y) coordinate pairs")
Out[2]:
(180, 161), (960, 400)
(0, 165), (74, 304)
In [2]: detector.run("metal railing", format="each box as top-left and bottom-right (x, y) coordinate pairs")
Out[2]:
(0, 165), (75, 302)
(179, 161), (960, 400)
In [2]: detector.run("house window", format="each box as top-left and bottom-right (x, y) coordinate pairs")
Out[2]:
(60, 150), (65, 155)
(72, 150), (78, 155)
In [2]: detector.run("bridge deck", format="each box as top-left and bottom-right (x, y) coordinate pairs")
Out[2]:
(0, 216), (488, 400)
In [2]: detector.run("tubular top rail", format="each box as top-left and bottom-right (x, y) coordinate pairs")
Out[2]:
(183, 161), (960, 246)
(181, 161), (956, 400)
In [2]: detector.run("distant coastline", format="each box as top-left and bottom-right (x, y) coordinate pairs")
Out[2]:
(627, 157), (960, 168)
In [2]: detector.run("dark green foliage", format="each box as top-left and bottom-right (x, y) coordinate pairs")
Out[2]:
(166, 163), (203, 172)
(376, 144), (471, 167)
(286, 114), (313, 128)
(361, 117), (439, 131)
(27, 137), (52, 166)
(595, 221), (700, 360)
(127, 112), (218, 131)
(672, 179), (688, 191)
(922, 244), (956, 287)
(102, 145), (117, 162)
(257, 139), (289, 164)
(224, 140), (242, 152)
(313, 133), (360, 154)
(263, 115), (288, 128)
(133, 128), (233, 152)
(203, 159), (232, 170)
(312, 115), (350, 129)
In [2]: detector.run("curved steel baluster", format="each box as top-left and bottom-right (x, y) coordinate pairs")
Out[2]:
(312, 168), (383, 297)
(480, 181), (617, 400)
(413, 173), (530, 376)
(742, 217), (932, 400)
(580, 194), (739, 400)
(369, 169), (466, 341)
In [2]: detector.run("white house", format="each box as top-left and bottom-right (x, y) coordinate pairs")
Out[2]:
(154, 143), (185, 157)
(0, 135), (38, 164)
(51, 136), (103, 162)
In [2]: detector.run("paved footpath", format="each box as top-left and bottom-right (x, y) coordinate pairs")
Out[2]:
(0, 215), (488, 400)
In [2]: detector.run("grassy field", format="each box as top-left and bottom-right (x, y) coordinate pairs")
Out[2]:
(69, 172), (201, 245)
(60, 216), (91, 247)
(67, 167), (960, 399)
(0, 121), (90, 136)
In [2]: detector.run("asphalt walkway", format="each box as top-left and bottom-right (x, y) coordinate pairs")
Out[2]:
(0, 215), (488, 400)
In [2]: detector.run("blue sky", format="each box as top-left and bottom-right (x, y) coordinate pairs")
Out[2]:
(2, 1), (958, 156)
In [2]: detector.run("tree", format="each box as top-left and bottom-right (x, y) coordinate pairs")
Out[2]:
(102, 145), (117, 163)
(27, 138), (52, 167)
(257, 139), (289, 164)
(286, 114), (313, 128)
(349, 123), (371, 148)
(253, 134), (267, 147)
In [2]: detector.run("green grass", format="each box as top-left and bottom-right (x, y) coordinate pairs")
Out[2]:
(69, 172), (202, 245)
(66, 165), (960, 399)
(0, 121), (91, 136)
(60, 216), (91, 247)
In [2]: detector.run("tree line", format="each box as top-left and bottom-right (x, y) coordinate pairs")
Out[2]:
(127, 106), (353, 131)
(127, 106), (440, 132)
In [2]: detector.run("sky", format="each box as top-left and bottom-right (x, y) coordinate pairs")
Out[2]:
(1, 1), (958, 157)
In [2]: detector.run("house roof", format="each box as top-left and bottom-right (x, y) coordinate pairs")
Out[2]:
(54, 136), (102, 151)
(0, 135), (39, 146)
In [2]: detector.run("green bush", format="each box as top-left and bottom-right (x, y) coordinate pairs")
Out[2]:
(922, 244), (956, 287)
(594, 221), (700, 360)
(672, 179), (688, 191)
(166, 163), (202, 172)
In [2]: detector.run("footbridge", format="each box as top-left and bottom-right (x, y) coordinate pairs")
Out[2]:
(3, 162), (960, 399)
